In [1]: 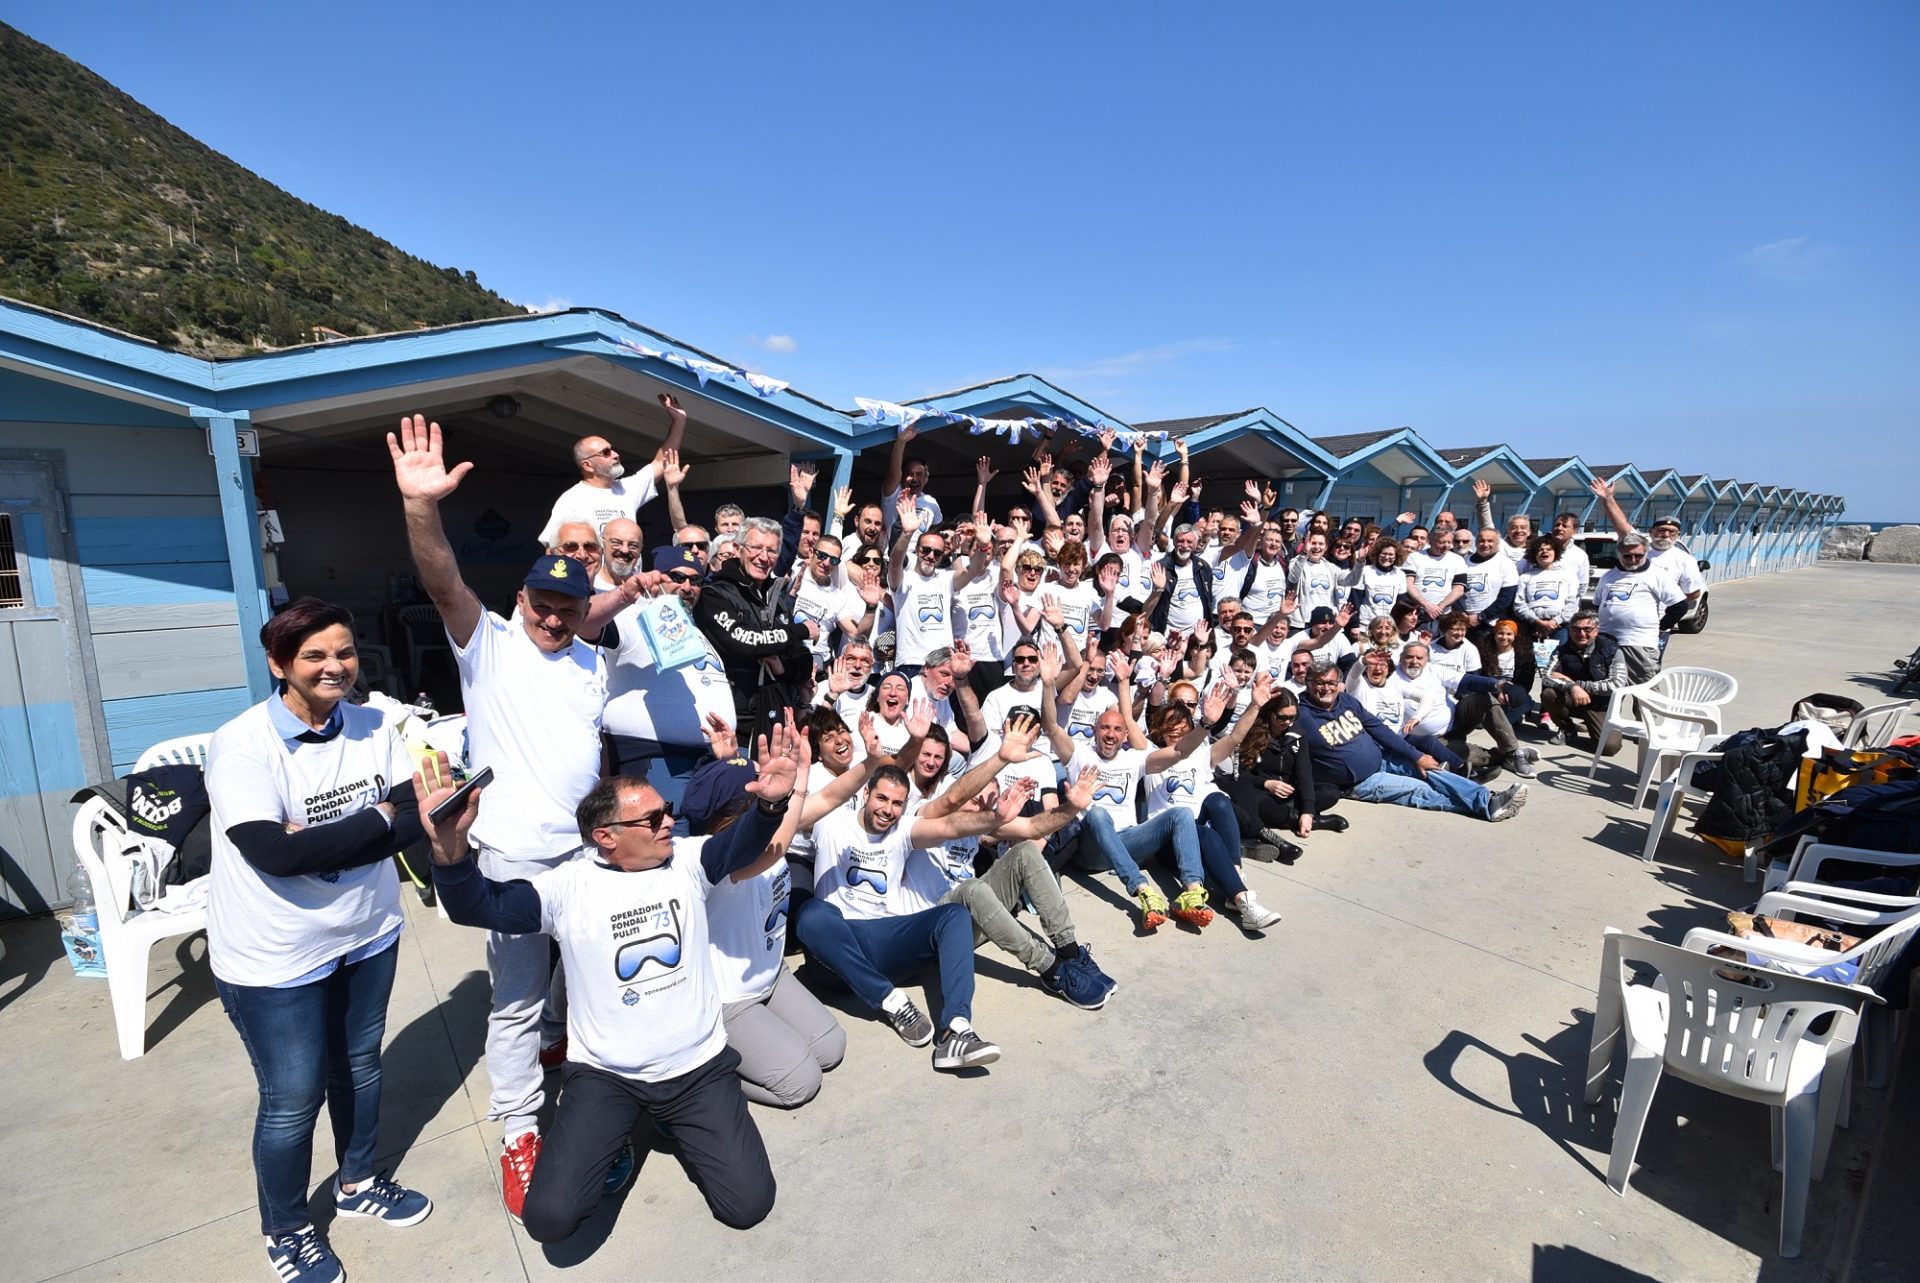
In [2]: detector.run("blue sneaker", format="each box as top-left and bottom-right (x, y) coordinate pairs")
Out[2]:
(1075, 944), (1118, 996)
(266, 1224), (343, 1283)
(333, 1173), (432, 1227)
(603, 1140), (636, 1194)
(1042, 955), (1107, 1010)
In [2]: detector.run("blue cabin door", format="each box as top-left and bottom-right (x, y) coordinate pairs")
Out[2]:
(0, 460), (93, 913)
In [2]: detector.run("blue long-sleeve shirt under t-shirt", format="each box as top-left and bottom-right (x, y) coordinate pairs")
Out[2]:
(1293, 691), (1426, 789)
(432, 799), (785, 933)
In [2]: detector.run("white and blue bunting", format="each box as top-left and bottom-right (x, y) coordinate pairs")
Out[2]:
(613, 337), (790, 399)
(851, 397), (1172, 451)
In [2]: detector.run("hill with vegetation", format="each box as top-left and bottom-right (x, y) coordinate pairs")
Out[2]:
(0, 21), (523, 355)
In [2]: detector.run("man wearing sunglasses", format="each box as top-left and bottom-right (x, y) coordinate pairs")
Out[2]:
(538, 391), (686, 548)
(673, 524), (712, 570)
(416, 720), (802, 1244)
(888, 500), (990, 678)
(791, 535), (881, 672)
(1590, 529), (1685, 685)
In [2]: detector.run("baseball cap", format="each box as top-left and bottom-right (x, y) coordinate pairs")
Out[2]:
(523, 555), (592, 598)
(680, 754), (756, 834)
(654, 545), (702, 575)
(1309, 606), (1338, 626)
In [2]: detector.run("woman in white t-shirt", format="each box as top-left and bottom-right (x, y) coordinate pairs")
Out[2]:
(205, 599), (432, 1281)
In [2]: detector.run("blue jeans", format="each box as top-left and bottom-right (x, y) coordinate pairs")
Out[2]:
(793, 899), (976, 1031)
(1348, 759), (1494, 819)
(216, 941), (399, 1236)
(1195, 792), (1246, 899)
(1405, 732), (1465, 771)
(1081, 806), (1204, 892)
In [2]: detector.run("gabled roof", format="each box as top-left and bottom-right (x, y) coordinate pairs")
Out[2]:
(1314, 429), (1401, 458)
(1133, 413), (1247, 436)
(1435, 444), (1538, 488)
(1138, 408), (1342, 477)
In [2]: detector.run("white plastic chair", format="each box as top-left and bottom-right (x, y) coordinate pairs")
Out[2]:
(1587, 666), (1739, 783)
(1627, 694), (1720, 812)
(1843, 700), (1913, 749)
(1640, 734), (1729, 863)
(1765, 839), (1920, 895)
(397, 603), (450, 692)
(70, 797), (209, 1059)
(1585, 928), (1877, 1258)
(135, 734), (210, 771)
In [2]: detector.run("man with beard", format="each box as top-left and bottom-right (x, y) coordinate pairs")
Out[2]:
(593, 518), (643, 591)
(539, 392), (686, 547)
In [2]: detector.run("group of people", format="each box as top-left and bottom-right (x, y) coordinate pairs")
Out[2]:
(199, 402), (1703, 1282)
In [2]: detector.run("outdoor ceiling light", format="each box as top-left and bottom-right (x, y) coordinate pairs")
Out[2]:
(488, 395), (520, 420)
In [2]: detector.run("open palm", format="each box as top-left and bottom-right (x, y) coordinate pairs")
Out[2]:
(387, 414), (472, 502)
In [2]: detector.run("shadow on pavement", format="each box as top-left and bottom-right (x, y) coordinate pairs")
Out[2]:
(0, 915), (67, 1017)
(1531, 1242), (1660, 1281)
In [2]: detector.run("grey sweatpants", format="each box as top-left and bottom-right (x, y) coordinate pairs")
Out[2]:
(720, 964), (846, 1108)
(942, 839), (1076, 974)
(478, 843), (569, 1137)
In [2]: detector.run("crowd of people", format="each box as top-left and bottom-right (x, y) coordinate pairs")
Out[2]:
(199, 402), (1707, 1282)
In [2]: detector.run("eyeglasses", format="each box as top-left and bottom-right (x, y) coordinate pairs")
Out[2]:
(681, 540), (710, 551)
(556, 541), (599, 554)
(668, 572), (701, 585)
(607, 541), (642, 553)
(855, 555), (884, 566)
(917, 546), (946, 558)
(1018, 564), (1043, 575)
(587, 447), (617, 459)
(1170, 699), (1198, 712)
(813, 552), (841, 566)
(1269, 713), (1297, 723)
(1011, 653), (1040, 664)
(604, 804), (674, 832)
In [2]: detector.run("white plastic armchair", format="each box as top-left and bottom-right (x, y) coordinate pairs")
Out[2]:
(1639, 734), (1729, 863)
(1765, 839), (1920, 895)
(1627, 694), (1720, 812)
(1843, 699), (1913, 749)
(134, 734), (211, 771)
(1585, 927), (1876, 1259)
(1587, 666), (1739, 784)
(70, 797), (209, 1059)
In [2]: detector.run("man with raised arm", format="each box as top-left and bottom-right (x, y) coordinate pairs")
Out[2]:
(388, 414), (609, 1223)
(538, 392), (687, 547)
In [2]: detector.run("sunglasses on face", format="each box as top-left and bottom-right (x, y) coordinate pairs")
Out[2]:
(668, 572), (701, 585)
(587, 446), (617, 459)
(1012, 653), (1040, 664)
(681, 540), (710, 551)
(814, 552), (841, 566)
(1170, 699), (1198, 712)
(855, 555), (884, 566)
(557, 541), (599, 554)
(604, 803), (674, 832)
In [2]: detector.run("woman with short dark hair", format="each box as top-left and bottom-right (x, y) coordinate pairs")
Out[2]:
(205, 597), (429, 1283)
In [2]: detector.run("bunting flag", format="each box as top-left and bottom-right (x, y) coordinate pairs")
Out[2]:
(850, 398), (1173, 451)
(611, 337), (790, 398)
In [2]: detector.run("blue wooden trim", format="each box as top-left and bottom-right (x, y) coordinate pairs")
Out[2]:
(1168, 414), (1345, 476)
(102, 685), (253, 765)
(0, 301), (212, 408)
(0, 368), (197, 428)
(0, 700), (87, 797)
(74, 515), (229, 566)
(198, 412), (273, 700)
(80, 561), (234, 606)
(1325, 429), (1456, 486)
(905, 374), (1128, 431)
(828, 448), (854, 509)
(19, 511), (57, 608)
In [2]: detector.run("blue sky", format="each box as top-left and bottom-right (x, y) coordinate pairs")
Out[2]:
(12, 2), (1917, 518)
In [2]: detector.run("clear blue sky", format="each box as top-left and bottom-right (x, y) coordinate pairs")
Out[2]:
(13, 2), (1917, 518)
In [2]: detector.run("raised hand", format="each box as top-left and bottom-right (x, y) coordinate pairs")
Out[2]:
(1395, 510), (1418, 525)
(1021, 465), (1044, 496)
(948, 639), (975, 678)
(1250, 670), (1274, 707)
(899, 423), (919, 444)
(658, 448), (690, 489)
(1064, 765), (1099, 812)
(1175, 436), (1190, 461)
(387, 414), (474, 502)
(1261, 480), (1278, 508)
(1169, 480), (1190, 508)
(827, 656), (856, 696)
(1095, 560), (1120, 597)
(1240, 499), (1260, 524)
(999, 709), (1043, 762)
(1190, 477), (1205, 500)
(1471, 478), (1491, 501)
(976, 456), (998, 486)
(790, 461), (818, 504)
(1037, 642), (1063, 686)
(994, 776), (1036, 823)
(747, 713), (802, 801)
(701, 710), (740, 761)
(905, 697), (934, 740)
(659, 392), (686, 425)
(1041, 593), (1066, 629)
(895, 491), (921, 534)
(1335, 602), (1355, 627)
(1151, 561), (1168, 592)
(1191, 616), (1212, 648)
(1108, 652), (1134, 686)
(1087, 455), (1112, 487)
(858, 711), (883, 759)
(832, 485), (855, 520)
(1202, 672), (1238, 723)
(1244, 479), (1261, 502)
(1589, 477), (1614, 501)
(858, 565), (885, 605)
(1098, 428), (1117, 452)
(1281, 590), (1299, 618)
(413, 749), (482, 861)
(1145, 457), (1166, 490)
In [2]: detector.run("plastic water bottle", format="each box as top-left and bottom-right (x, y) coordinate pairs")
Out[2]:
(414, 691), (438, 717)
(67, 864), (98, 933)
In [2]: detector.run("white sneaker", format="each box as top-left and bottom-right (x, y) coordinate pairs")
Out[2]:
(1235, 892), (1282, 932)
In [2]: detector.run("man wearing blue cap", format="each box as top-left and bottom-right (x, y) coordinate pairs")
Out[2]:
(389, 414), (611, 1222)
(600, 546), (736, 818)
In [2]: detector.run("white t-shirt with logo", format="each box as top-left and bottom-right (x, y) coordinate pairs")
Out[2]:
(1164, 558), (1204, 632)
(1061, 681), (1119, 751)
(530, 847), (724, 1081)
(1287, 557), (1342, 626)
(793, 573), (861, 667)
(893, 568), (955, 667)
(1227, 552), (1290, 621)
(1067, 742), (1147, 831)
(952, 566), (1005, 662)
(811, 807), (916, 921)
(707, 860), (789, 1005)
(1348, 678), (1407, 735)
(1143, 740), (1216, 818)
(206, 700), (410, 986)
(538, 473), (661, 547)
(1456, 554), (1518, 616)
(1595, 567), (1685, 648)
(1109, 548), (1152, 607)
(1409, 550), (1467, 605)
(1647, 544), (1704, 595)
(453, 610), (607, 866)
(981, 681), (1047, 748)
(1350, 564), (1410, 624)
(1049, 580), (1098, 647)
(604, 596), (734, 748)
(1515, 564), (1580, 625)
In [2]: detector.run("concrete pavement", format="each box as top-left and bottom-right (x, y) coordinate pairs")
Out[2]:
(3, 561), (1916, 1283)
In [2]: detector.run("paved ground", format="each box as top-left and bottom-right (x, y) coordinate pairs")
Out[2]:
(4, 561), (1916, 1283)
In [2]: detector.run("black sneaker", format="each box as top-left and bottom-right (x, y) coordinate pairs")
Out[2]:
(1489, 783), (1530, 822)
(1313, 814), (1349, 834)
(931, 1026), (1001, 1071)
(1259, 828), (1303, 863)
(1241, 839), (1280, 863)
(266, 1225), (343, 1283)
(886, 998), (934, 1047)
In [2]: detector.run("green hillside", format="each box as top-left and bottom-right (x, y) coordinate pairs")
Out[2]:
(0, 21), (523, 355)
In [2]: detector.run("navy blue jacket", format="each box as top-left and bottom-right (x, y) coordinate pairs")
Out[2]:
(1293, 691), (1426, 789)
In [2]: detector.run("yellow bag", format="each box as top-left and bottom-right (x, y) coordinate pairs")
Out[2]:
(1796, 750), (1915, 811)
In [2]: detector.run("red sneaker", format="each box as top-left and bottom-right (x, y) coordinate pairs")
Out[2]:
(538, 1037), (568, 1069)
(501, 1131), (541, 1223)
